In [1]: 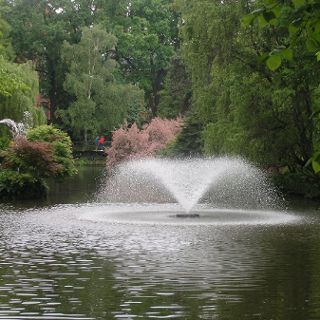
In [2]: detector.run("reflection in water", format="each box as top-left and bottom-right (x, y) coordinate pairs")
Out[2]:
(0, 166), (320, 319)
(0, 204), (319, 319)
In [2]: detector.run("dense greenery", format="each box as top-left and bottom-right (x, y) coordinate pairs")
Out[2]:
(0, 0), (319, 198)
(0, 58), (46, 124)
(0, 125), (76, 199)
(2, 0), (179, 142)
(245, 0), (320, 68)
(59, 25), (144, 143)
(171, 1), (320, 171)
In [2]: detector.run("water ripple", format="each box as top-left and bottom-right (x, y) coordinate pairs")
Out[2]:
(0, 203), (317, 319)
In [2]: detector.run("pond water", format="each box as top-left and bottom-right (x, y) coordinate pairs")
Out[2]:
(0, 165), (320, 319)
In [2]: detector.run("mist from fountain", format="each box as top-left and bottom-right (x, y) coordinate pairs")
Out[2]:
(97, 157), (281, 213)
(0, 112), (33, 137)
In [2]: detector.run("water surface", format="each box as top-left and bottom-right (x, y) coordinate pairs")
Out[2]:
(0, 166), (320, 319)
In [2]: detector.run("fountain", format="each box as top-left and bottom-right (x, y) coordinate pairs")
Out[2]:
(0, 118), (26, 137)
(0, 155), (308, 319)
(0, 111), (32, 137)
(90, 157), (293, 225)
(98, 157), (280, 211)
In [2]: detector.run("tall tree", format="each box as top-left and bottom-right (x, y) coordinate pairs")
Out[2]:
(0, 57), (46, 126)
(105, 0), (179, 115)
(0, 10), (14, 60)
(60, 25), (144, 143)
(244, 0), (320, 172)
(244, 0), (320, 67)
(175, 0), (320, 168)
(158, 54), (192, 119)
(4, 0), (102, 122)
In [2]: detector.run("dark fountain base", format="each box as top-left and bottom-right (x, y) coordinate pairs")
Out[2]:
(176, 213), (200, 218)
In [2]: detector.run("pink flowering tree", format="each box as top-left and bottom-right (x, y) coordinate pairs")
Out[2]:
(107, 117), (183, 168)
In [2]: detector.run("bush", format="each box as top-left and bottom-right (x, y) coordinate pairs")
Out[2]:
(1, 136), (63, 178)
(0, 125), (77, 200)
(26, 125), (77, 177)
(107, 117), (183, 168)
(0, 169), (47, 199)
(273, 170), (320, 199)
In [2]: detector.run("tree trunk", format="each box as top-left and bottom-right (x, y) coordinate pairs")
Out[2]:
(149, 68), (166, 116)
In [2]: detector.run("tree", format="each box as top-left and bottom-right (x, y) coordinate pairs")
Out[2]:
(4, 0), (182, 134)
(244, 0), (320, 69)
(4, 0), (103, 121)
(0, 125), (76, 199)
(60, 25), (144, 143)
(175, 0), (320, 169)
(106, 0), (179, 115)
(244, 0), (320, 172)
(107, 117), (183, 167)
(26, 125), (77, 177)
(158, 54), (192, 119)
(0, 10), (14, 60)
(0, 57), (46, 126)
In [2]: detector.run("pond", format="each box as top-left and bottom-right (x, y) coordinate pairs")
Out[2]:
(0, 164), (320, 319)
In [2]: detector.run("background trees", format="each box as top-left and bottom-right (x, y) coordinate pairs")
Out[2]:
(0, 0), (319, 197)
(0, 58), (46, 125)
(172, 0), (320, 172)
(109, 0), (179, 116)
(4, 0), (100, 120)
(59, 25), (144, 143)
(3, 0), (179, 142)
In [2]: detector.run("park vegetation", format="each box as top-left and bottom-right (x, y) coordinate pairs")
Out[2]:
(0, 125), (76, 199)
(107, 117), (183, 168)
(0, 0), (319, 199)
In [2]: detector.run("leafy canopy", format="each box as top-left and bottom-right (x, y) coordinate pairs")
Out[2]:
(59, 25), (145, 142)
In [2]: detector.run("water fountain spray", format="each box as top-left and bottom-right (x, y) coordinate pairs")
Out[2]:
(0, 111), (33, 137)
(97, 157), (281, 215)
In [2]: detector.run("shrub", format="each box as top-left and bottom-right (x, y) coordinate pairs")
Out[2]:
(107, 117), (183, 168)
(26, 125), (77, 177)
(0, 125), (76, 199)
(1, 136), (63, 178)
(273, 170), (320, 199)
(0, 169), (47, 199)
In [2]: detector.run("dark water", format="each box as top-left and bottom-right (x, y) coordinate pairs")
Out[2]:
(0, 166), (320, 319)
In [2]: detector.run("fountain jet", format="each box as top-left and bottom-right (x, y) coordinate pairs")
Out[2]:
(0, 112), (32, 137)
(97, 157), (281, 213)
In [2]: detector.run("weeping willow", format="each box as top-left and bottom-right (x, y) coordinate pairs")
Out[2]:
(0, 57), (46, 127)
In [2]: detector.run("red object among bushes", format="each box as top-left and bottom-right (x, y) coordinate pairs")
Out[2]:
(107, 117), (183, 168)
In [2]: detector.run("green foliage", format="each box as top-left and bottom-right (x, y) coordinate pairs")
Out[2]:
(26, 125), (77, 177)
(273, 170), (320, 199)
(266, 55), (282, 71)
(59, 25), (145, 143)
(0, 2), (14, 60)
(164, 112), (203, 156)
(244, 0), (320, 69)
(243, 0), (320, 173)
(108, 0), (179, 115)
(176, 0), (320, 173)
(4, 0), (179, 128)
(0, 57), (46, 127)
(0, 56), (28, 97)
(158, 54), (192, 119)
(5, 0), (101, 120)
(307, 151), (320, 174)
(0, 169), (47, 200)
(0, 134), (10, 149)
(0, 125), (76, 199)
